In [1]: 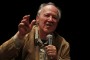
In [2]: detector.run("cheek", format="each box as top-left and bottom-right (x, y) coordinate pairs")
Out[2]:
(52, 24), (57, 29)
(52, 23), (58, 29)
(39, 18), (46, 25)
(39, 20), (45, 28)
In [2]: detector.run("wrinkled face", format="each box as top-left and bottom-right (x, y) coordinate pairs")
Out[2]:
(36, 5), (60, 34)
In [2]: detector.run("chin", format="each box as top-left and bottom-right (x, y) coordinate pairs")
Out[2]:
(44, 29), (54, 34)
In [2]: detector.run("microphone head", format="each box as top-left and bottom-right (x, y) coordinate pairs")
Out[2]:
(46, 34), (53, 45)
(46, 34), (53, 39)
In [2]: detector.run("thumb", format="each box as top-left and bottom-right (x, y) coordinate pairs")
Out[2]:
(29, 20), (36, 29)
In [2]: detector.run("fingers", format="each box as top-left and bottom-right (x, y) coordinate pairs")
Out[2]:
(18, 23), (29, 36)
(23, 15), (30, 23)
(21, 15), (30, 26)
(18, 15), (30, 32)
(18, 15), (36, 37)
(29, 20), (36, 29)
(45, 45), (57, 56)
(21, 15), (36, 30)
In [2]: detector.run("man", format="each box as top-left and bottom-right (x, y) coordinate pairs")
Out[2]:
(0, 2), (70, 60)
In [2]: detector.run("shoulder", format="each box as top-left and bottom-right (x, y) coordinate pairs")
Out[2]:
(54, 32), (70, 47)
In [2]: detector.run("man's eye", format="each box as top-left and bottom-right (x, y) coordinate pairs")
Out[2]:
(44, 14), (49, 17)
(53, 16), (57, 19)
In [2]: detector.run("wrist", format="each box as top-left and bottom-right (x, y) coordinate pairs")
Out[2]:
(13, 32), (25, 48)
(17, 31), (25, 39)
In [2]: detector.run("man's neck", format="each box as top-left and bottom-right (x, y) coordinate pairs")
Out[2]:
(39, 31), (48, 40)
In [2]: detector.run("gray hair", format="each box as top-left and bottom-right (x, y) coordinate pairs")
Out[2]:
(37, 2), (61, 20)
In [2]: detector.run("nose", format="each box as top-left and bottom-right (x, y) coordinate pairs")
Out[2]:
(48, 16), (53, 21)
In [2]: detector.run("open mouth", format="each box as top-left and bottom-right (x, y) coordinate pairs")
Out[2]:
(46, 22), (53, 27)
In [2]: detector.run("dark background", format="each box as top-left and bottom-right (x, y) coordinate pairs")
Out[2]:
(0, 0), (89, 60)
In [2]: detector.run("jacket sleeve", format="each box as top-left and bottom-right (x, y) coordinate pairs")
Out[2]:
(0, 34), (25, 60)
(58, 37), (71, 60)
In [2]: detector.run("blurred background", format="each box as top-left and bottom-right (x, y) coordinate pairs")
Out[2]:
(0, 0), (89, 60)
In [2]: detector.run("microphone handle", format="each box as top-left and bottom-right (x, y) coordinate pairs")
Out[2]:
(49, 38), (52, 45)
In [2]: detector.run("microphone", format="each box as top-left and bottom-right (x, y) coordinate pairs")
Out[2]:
(46, 34), (53, 45)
